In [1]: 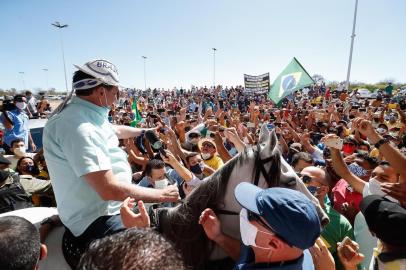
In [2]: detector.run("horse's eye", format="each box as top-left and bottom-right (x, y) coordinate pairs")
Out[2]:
(285, 177), (297, 187)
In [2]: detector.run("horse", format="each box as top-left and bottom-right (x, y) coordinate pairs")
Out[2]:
(155, 124), (329, 268)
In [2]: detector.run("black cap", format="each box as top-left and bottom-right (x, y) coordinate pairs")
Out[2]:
(0, 155), (11, 165)
(0, 170), (10, 182)
(360, 195), (406, 247)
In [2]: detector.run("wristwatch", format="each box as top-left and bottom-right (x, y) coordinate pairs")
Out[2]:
(374, 138), (389, 149)
(40, 217), (56, 227)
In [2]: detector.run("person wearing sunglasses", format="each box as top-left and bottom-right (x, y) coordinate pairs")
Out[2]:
(199, 183), (322, 269)
(301, 166), (355, 270)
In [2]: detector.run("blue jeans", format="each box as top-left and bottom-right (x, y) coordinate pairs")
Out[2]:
(62, 214), (125, 268)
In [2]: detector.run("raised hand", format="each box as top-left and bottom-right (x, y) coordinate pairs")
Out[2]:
(120, 197), (150, 228)
(199, 208), (222, 242)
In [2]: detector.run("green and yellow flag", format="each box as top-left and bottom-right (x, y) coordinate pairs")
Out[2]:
(268, 57), (314, 105)
(130, 98), (142, 127)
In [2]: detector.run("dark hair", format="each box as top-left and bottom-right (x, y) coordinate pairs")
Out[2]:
(77, 228), (186, 270)
(16, 157), (36, 175)
(11, 138), (25, 148)
(379, 161), (391, 168)
(355, 153), (378, 168)
(25, 91), (32, 96)
(291, 152), (314, 168)
(0, 216), (40, 270)
(185, 152), (200, 164)
(13, 94), (26, 102)
(143, 159), (165, 177)
(72, 70), (114, 96)
(358, 141), (371, 151)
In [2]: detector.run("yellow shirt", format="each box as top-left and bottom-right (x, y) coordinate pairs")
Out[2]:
(203, 155), (224, 171)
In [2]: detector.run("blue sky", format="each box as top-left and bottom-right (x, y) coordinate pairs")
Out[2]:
(1, 0), (405, 92)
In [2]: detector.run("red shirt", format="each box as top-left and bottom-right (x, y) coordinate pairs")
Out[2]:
(332, 179), (363, 214)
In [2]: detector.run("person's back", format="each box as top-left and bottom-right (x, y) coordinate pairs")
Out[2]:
(0, 171), (33, 214)
(43, 96), (130, 237)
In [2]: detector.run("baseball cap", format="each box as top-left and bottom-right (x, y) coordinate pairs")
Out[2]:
(73, 59), (120, 90)
(198, 138), (216, 150)
(0, 155), (11, 165)
(360, 195), (406, 247)
(234, 183), (321, 249)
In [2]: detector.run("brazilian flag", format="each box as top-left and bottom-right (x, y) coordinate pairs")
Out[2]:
(268, 57), (314, 105)
(130, 98), (142, 127)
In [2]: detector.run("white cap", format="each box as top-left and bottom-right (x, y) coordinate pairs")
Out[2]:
(73, 59), (120, 87)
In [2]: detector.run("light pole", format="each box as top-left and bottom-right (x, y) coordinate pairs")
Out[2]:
(18, 71), (26, 91)
(142, 56), (147, 90)
(52, 21), (69, 93)
(42, 68), (49, 90)
(345, 0), (359, 91)
(212, 48), (217, 89)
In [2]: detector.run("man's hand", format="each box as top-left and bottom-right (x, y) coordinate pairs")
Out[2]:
(337, 237), (364, 270)
(310, 238), (335, 270)
(381, 182), (406, 205)
(120, 197), (150, 229)
(199, 208), (223, 242)
(352, 118), (376, 138)
(159, 184), (180, 202)
(160, 150), (177, 165)
(31, 142), (37, 152)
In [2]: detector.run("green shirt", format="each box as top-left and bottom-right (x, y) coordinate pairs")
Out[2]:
(321, 204), (354, 270)
(43, 97), (132, 236)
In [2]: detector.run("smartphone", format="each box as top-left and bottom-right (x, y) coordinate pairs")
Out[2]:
(158, 148), (168, 158)
(267, 123), (275, 130)
(324, 137), (343, 150)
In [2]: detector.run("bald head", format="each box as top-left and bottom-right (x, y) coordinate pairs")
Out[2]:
(301, 166), (328, 186)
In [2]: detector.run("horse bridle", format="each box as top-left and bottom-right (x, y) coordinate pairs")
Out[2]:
(217, 144), (275, 216)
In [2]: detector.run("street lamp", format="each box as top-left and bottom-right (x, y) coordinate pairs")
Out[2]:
(52, 21), (69, 93)
(42, 68), (49, 90)
(142, 56), (147, 90)
(345, 0), (359, 91)
(18, 71), (26, 91)
(212, 48), (217, 89)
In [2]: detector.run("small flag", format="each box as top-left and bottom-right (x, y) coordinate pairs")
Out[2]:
(268, 57), (314, 105)
(130, 98), (142, 127)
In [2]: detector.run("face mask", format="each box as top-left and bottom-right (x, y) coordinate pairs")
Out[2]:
(240, 209), (273, 248)
(25, 164), (40, 175)
(348, 162), (369, 177)
(201, 153), (212, 160)
(376, 128), (387, 135)
(368, 178), (399, 203)
(154, 178), (168, 189)
(190, 163), (203, 174)
(357, 150), (369, 156)
(307, 186), (319, 196)
(16, 102), (27, 110)
(342, 144), (356, 155)
(14, 147), (26, 157)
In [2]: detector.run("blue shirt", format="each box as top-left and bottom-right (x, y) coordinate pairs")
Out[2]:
(235, 245), (314, 270)
(1, 109), (30, 147)
(43, 97), (132, 236)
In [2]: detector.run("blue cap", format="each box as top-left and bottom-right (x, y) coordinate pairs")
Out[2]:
(234, 183), (321, 250)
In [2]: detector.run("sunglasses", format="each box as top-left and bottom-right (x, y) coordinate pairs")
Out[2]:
(297, 173), (313, 184)
(247, 211), (274, 232)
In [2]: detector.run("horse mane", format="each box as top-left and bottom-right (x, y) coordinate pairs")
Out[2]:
(157, 144), (281, 268)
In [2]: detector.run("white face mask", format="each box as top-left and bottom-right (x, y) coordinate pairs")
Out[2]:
(154, 178), (169, 189)
(239, 209), (273, 248)
(201, 153), (212, 160)
(16, 102), (27, 110)
(14, 146), (26, 157)
(368, 178), (399, 203)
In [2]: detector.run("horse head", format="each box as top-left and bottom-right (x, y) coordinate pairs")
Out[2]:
(157, 124), (329, 268)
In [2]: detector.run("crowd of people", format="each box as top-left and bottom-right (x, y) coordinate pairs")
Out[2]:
(0, 59), (405, 270)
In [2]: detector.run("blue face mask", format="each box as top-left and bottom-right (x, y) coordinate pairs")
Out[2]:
(348, 162), (368, 177)
(228, 147), (238, 157)
(307, 186), (318, 196)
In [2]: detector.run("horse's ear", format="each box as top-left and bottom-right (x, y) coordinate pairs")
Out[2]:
(258, 123), (270, 145)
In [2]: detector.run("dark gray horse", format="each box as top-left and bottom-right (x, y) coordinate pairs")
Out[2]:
(156, 124), (329, 268)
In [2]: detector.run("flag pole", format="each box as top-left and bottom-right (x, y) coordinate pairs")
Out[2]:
(345, 0), (359, 91)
